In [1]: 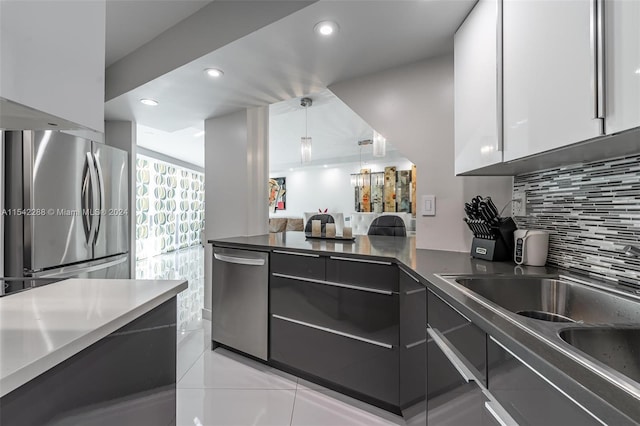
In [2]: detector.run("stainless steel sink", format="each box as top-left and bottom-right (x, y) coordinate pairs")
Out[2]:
(560, 328), (640, 384)
(454, 277), (640, 324)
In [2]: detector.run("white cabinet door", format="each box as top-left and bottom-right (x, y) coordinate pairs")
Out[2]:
(455, 0), (502, 175)
(503, 0), (603, 162)
(605, 0), (640, 134)
(0, 1), (105, 132)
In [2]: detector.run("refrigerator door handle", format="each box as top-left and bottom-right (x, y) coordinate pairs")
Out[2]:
(85, 152), (99, 246)
(81, 159), (92, 244)
(93, 152), (106, 239)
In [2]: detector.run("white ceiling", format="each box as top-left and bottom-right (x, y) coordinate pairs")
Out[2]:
(105, 0), (212, 67)
(104, 0), (476, 133)
(136, 123), (205, 167)
(269, 89), (401, 170)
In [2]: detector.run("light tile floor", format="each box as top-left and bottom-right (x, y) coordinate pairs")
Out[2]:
(176, 320), (407, 426)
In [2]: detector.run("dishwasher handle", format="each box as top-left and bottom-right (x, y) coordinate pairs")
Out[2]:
(214, 253), (266, 266)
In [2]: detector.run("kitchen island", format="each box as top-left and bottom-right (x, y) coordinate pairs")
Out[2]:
(211, 232), (640, 424)
(0, 278), (187, 425)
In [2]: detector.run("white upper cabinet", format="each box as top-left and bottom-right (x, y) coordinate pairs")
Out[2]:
(604, 0), (640, 134)
(454, 0), (502, 175)
(0, 1), (105, 132)
(503, 0), (604, 162)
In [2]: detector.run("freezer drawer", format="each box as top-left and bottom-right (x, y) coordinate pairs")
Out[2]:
(212, 247), (268, 360)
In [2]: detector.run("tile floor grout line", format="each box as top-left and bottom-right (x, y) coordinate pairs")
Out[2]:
(289, 381), (299, 426)
(176, 351), (205, 385)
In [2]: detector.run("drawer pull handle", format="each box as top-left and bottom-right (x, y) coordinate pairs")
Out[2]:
(330, 256), (392, 266)
(405, 287), (426, 296)
(214, 253), (265, 266)
(272, 314), (393, 349)
(484, 401), (517, 426)
(400, 267), (420, 283)
(273, 250), (320, 258)
(272, 273), (394, 296)
(405, 339), (426, 349)
(427, 327), (477, 383)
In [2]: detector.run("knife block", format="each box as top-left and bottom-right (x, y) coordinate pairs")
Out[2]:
(470, 217), (517, 261)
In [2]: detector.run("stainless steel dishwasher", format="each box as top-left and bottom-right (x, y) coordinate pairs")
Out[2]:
(212, 246), (269, 360)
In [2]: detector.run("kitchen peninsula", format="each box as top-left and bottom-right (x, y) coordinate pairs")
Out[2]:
(0, 278), (187, 425)
(211, 232), (640, 424)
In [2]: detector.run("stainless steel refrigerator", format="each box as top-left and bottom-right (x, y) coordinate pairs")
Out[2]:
(3, 131), (129, 283)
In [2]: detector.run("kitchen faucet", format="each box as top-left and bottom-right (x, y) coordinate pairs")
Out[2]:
(623, 245), (640, 258)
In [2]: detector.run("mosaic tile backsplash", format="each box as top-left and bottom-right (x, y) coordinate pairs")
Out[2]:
(513, 154), (640, 287)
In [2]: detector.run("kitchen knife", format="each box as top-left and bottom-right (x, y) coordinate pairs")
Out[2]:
(486, 197), (500, 219)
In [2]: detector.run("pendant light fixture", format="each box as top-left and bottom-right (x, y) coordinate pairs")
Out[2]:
(373, 130), (386, 157)
(300, 97), (312, 163)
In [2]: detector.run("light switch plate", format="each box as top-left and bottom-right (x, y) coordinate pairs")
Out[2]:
(421, 195), (436, 216)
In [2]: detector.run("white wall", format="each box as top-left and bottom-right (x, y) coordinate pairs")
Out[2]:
(1, 1), (105, 132)
(330, 55), (513, 252)
(270, 158), (414, 218)
(204, 107), (269, 316)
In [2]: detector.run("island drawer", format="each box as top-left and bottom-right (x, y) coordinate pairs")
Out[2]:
(326, 256), (398, 292)
(270, 313), (399, 406)
(428, 289), (486, 385)
(271, 250), (325, 280)
(270, 274), (398, 345)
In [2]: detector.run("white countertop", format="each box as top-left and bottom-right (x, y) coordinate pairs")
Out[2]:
(0, 278), (187, 397)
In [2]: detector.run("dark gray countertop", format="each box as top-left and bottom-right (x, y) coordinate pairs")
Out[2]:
(209, 232), (553, 276)
(210, 232), (638, 423)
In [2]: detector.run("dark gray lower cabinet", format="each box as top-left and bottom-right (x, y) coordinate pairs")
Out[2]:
(427, 326), (500, 426)
(399, 268), (426, 409)
(487, 336), (601, 426)
(0, 298), (177, 426)
(270, 251), (401, 409)
(270, 315), (399, 406)
(428, 289), (486, 386)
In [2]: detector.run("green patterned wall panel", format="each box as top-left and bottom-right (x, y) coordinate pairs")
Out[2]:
(136, 155), (205, 260)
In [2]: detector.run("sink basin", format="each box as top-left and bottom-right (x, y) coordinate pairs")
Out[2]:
(454, 277), (640, 324)
(560, 328), (640, 384)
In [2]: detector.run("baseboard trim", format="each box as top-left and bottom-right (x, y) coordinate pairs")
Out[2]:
(202, 308), (212, 321)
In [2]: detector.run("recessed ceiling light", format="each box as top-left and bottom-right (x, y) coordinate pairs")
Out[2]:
(205, 68), (224, 78)
(635, 68), (640, 74)
(140, 98), (158, 106)
(289, 168), (294, 172)
(323, 164), (328, 168)
(314, 21), (339, 36)
(193, 131), (205, 137)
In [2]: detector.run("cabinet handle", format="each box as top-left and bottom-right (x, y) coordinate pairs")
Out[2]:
(273, 250), (320, 258)
(595, 0), (605, 120)
(272, 273), (394, 296)
(590, 0), (606, 122)
(484, 401), (518, 426)
(405, 338), (426, 349)
(272, 314), (393, 349)
(214, 253), (265, 266)
(405, 287), (426, 296)
(400, 267), (420, 283)
(330, 256), (392, 266)
(427, 327), (477, 383)
(488, 336), (605, 425)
